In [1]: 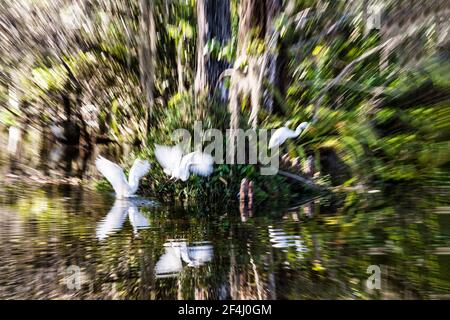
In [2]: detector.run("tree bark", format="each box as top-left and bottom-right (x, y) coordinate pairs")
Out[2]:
(264, 0), (282, 113)
(228, 0), (266, 158)
(138, 0), (156, 135)
(194, 0), (231, 102)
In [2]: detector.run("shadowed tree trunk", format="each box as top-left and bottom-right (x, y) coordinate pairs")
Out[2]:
(230, 0), (283, 129)
(194, 0), (231, 103)
(264, 0), (283, 113)
(228, 0), (267, 159)
(138, 0), (156, 136)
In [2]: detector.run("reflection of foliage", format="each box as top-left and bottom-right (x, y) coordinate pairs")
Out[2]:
(0, 182), (449, 299)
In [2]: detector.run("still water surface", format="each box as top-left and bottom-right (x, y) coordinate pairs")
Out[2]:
(0, 181), (449, 299)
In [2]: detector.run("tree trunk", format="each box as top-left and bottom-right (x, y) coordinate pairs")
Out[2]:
(177, 39), (185, 93)
(138, 0), (156, 135)
(264, 0), (282, 113)
(194, 0), (231, 102)
(228, 0), (266, 158)
(237, 0), (266, 55)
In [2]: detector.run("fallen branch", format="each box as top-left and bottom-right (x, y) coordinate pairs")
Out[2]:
(278, 170), (325, 191)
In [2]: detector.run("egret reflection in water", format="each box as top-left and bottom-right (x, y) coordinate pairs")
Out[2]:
(96, 199), (152, 240)
(155, 240), (214, 278)
(268, 226), (308, 258)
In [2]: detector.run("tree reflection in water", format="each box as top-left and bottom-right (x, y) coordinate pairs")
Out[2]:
(0, 184), (448, 299)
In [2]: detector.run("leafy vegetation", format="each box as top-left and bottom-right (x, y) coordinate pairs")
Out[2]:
(1, 0), (449, 205)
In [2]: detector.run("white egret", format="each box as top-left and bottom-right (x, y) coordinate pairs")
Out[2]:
(154, 144), (214, 181)
(96, 199), (151, 240)
(268, 121), (309, 149)
(95, 156), (150, 198)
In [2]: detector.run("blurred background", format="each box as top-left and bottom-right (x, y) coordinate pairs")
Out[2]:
(0, 0), (449, 300)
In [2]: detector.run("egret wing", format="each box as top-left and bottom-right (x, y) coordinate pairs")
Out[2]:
(95, 156), (128, 195)
(187, 244), (214, 265)
(129, 159), (150, 182)
(185, 151), (214, 177)
(49, 124), (66, 140)
(154, 144), (183, 175)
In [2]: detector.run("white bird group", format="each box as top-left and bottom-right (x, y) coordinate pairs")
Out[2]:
(268, 121), (309, 149)
(95, 144), (214, 198)
(95, 121), (308, 199)
(7, 126), (21, 154)
(154, 144), (214, 182)
(268, 226), (308, 257)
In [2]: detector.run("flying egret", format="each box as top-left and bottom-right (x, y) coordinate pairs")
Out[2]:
(154, 144), (214, 181)
(268, 122), (309, 149)
(95, 199), (151, 240)
(95, 156), (150, 198)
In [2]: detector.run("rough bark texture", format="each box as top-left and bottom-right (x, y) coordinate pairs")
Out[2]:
(177, 39), (185, 93)
(229, 0), (283, 130)
(237, 0), (266, 54)
(264, 0), (283, 113)
(228, 0), (268, 158)
(138, 0), (156, 134)
(194, 0), (231, 101)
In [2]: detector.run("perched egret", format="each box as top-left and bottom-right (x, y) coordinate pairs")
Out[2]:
(154, 144), (214, 181)
(268, 122), (309, 149)
(95, 156), (150, 198)
(96, 199), (151, 240)
(183, 242), (214, 267)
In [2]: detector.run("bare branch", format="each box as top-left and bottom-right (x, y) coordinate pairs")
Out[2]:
(312, 34), (404, 122)
(278, 170), (325, 191)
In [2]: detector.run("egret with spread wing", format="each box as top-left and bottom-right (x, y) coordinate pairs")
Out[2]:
(154, 144), (214, 181)
(268, 122), (309, 149)
(95, 156), (150, 198)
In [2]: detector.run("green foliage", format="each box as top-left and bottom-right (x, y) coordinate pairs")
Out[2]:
(3, 0), (449, 206)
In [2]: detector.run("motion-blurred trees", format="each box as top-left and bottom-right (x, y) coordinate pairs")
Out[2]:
(0, 0), (449, 193)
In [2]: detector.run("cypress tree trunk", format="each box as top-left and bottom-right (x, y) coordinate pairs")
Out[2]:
(194, 0), (231, 102)
(264, 0), (282, 113)
(138, 0), (156, 135)
(228, 0), (266, 158)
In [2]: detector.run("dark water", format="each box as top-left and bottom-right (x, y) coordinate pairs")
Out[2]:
(0, 181), (449, 300)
